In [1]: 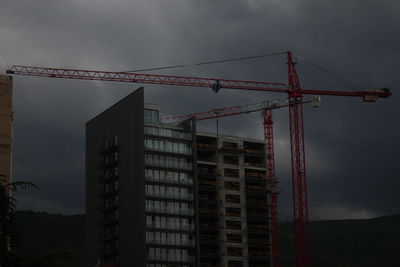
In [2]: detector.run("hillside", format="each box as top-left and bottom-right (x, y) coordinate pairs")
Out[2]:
(13, 211), (400, 267)
(280, 214), (400, 266)
(14, 211), (85, 267)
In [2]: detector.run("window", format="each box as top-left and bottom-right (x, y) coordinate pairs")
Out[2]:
(114, 166), (119, 176)
(114, 180), (119, 191)
(104, 139), (110, 150)
(144, 109), (159, 123)
(113, 134), (119, 146)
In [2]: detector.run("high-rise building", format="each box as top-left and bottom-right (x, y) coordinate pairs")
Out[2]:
(0, 75), (13, 187)
(86, 88), (272, 267)
(86, 88), (198, 267)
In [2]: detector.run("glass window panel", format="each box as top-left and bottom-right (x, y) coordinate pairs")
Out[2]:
(159, 140), (164, 151)
(154, 170), (160, 180)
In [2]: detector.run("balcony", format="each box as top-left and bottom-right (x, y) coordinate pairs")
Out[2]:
(98, 216), (118, 227)
(199, 208), (219, 215)
(245, 173), (266, 180)
(145, 158), (193, 171)
(145, 144), (192, 156)
(244, 162), (266, 169)
(146, 239), (196, 247)
(98, 143), (119, 155)
(244, 148), (265, 157)
(145, 175), (193, 186)
(99, 202), (119, 213)
(146, 191), (194, 201)
(99, 231), (119, 242)
(98, 187), (118, 198)
(198, 167), (217, 178)
(196, 143), (216, 151)
(146, 223), (195, 232)
(220, 142), (242, 154)
(98, 174), (118, 184)
(145, 207), (194, 216)
(145, 126), (192, 141)
(147, 254), (196, 263)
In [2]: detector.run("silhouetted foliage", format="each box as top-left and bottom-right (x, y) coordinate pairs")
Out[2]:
(0, 175), (37, 267)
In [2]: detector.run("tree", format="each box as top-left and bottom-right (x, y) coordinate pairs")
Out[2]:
(0, 175), (38, 267)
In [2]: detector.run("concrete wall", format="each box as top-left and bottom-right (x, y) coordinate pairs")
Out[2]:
(86, 88), (145, 267)
(0, 75), (13, 185)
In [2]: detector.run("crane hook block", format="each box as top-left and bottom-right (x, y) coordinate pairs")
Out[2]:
(212, 80), (221, 93)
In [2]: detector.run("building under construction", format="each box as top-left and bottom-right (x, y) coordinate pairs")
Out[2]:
(197, 133), (271, 267)
(86, 88), (272, 267)
(0, 75), (13, 186)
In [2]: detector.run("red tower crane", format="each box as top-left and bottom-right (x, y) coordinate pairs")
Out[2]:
(162, 96), (320, 267)
(6, 51), (391, 267)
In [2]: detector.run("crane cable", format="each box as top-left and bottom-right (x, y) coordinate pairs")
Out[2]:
(293, 54), (361, 90)
(125, 51), (286, 73)
(124, 51), (380, 90)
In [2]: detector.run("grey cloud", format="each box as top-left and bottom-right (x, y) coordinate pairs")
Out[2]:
(0, 0), (399, 220)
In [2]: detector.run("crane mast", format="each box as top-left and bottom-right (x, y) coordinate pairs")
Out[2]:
(6, 51), (392, 267)
(287, 51), (310, 266)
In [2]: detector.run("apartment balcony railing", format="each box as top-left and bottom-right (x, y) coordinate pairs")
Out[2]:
(147, 254), (195, 262)
(145, 145), (192, 156)
(145, 207), (194, 216)
(146, 239), (196, 247)
(146, 223), (195, 232)
(244, 148), (265, 156)
(145, 175), (193, 186)
(146, 191), (194, 201)
(98, 216), (118, 227)
(98, 143), (119, 155)
(244, 162), (266, 169)
(196, 143), (216, 150)
(98, 174), (118, 184)
(145, 159), (192, 170)
(98, 187), (118, 198)
(145, 127), (192, 141)
(99, 202), (119, 213)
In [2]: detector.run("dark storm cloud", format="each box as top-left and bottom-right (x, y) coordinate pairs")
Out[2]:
(0, 0), (399, 219)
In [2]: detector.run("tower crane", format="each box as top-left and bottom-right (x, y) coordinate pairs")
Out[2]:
(162, 96), (320, 267)
(6, 51), (392, 267)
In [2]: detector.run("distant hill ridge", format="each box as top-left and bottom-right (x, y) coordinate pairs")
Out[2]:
(14, 211), (400, 267)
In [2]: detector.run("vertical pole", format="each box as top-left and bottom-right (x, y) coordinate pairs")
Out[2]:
(287, 51), (310, 267)
(263, 109), (280, 267)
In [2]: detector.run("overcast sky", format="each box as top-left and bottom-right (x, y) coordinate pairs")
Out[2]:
(1, 0), (399, 221)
